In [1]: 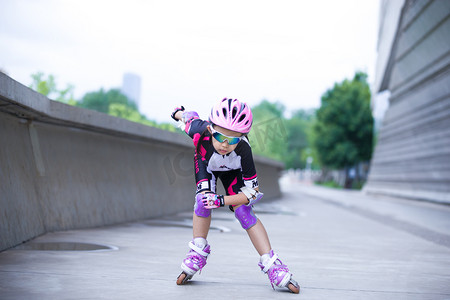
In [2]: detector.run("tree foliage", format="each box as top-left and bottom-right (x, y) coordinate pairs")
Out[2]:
(248, 100), (314, 169)
(29, 72), (177, 132)
(29, 72), (76, 105)
(77, 88), (136, 113)
(313, 72), (374, 170)
(248, 100), (287, 161)
(77, 88), (177, 132)
(284, 109), (316, 169)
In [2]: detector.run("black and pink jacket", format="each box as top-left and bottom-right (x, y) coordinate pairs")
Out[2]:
(184, 114), (259, 195)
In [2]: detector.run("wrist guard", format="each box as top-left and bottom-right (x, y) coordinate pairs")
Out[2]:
(203, 193), (225, 209)
(171, 106), (185, 121)
(209, 194), (225, 207)
(241, 186), (264, 206)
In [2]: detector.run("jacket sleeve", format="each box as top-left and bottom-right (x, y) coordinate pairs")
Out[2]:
(194, 135), (213, 193)
(183, 112), (209, 146)
(237, 139), (259, 189)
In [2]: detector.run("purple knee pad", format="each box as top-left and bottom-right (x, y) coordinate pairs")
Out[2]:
(235, 205), (257, 230)
(194, 194), (211, 217)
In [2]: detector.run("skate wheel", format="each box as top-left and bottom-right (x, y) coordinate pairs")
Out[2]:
(176, 272), (191, 285)
(287, 282), (300, 294)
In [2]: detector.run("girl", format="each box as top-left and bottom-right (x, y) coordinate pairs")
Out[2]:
(171, 98), (299, 293)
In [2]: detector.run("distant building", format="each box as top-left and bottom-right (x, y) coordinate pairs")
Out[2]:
(364, 0), (450, 203)
(121, 73), (141, 108)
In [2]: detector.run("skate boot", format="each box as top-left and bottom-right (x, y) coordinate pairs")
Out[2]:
(176, 240), (211, 285)
(259, 250), (300, 293)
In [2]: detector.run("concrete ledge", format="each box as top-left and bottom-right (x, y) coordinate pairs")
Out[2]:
(0, 73), (193, 148)
(0, 73), (284, 251)
(363, 185), (450, 205)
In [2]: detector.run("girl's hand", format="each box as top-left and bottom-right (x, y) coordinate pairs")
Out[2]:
(201, 193), (225, 209)
(171, 106), (185, 121)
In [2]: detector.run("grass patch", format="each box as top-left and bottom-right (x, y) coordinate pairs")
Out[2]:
(315, 180), (342, 189)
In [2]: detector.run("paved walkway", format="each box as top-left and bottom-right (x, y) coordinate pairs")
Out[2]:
(1, 177), (450, 299)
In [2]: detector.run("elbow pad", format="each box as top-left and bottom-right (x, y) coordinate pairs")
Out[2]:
(240, 186), (264, 206)
(182, 111), (199, 123)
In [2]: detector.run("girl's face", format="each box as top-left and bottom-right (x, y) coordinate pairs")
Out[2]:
(208, 125), (244, 155)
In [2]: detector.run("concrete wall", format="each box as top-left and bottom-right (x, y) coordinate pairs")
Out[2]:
(0, 73), (284, 251)
(365, 0), (450, 203)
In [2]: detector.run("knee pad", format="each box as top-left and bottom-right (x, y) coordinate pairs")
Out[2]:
(194, 194), (211, 217)
(235, 205), (257, 230)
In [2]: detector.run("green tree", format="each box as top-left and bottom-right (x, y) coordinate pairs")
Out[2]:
(77, 88), (136, 113)
(248, 100), (287, 161)
(313, 71), (374, 186)
(77, 87), (178, 131)
(303, 114), (321, 170)
(28, 72), (176, 131)
(284, 109), (315, 169)
(29, 72), (76, 105)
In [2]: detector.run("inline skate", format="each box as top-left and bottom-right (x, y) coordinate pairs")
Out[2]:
(259, 250), (300, 293)
(176, 240), (211, 285)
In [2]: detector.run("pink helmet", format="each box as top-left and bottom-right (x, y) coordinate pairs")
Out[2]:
(209, 98), (253, 133)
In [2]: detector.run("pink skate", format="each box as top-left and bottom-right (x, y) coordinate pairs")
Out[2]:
(176, 241), (211, 285)
(259, 250), (300, 293)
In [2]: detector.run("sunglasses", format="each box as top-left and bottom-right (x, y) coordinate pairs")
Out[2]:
(210, 127), (243, 145)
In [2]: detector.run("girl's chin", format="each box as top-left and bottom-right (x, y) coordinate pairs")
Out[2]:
(218, 150), (229, 155)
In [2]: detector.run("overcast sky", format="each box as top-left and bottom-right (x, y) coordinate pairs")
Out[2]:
(0, 0), (380, 123)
